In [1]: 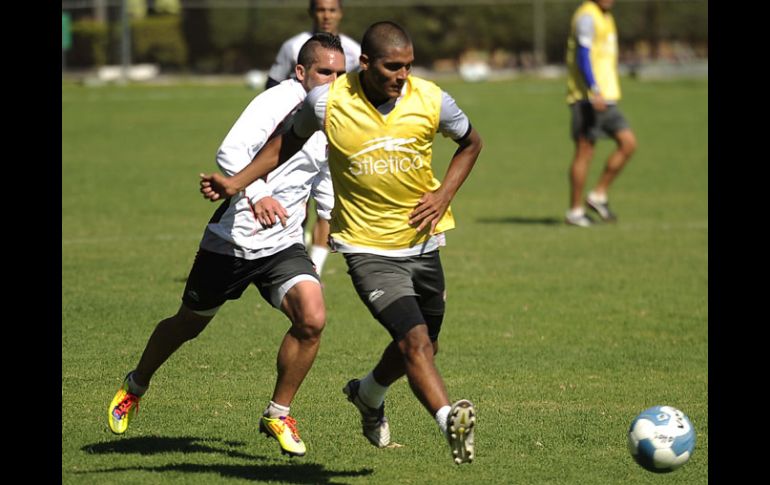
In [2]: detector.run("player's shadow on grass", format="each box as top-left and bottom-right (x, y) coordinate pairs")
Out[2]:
(477, 216), (561, 225)
(82, 436), (259, 460)
(74, 462), (374, 484)
(79, 436), (373, 483)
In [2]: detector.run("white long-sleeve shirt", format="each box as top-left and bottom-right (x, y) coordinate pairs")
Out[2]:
(268, 31), (361, 83)
(202, 79), (334, 260)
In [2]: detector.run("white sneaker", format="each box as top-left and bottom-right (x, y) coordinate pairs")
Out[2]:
(586, 194), (617, 222)
(342, 379), (391, 447)
(447, 399), (476, 464)
(565, 209), (594, 227)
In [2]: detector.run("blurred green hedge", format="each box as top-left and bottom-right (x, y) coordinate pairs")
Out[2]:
(69, 19), (109, 67)
(132, 16), (187, 69)
(67, 15), (186, 69)
(184, 2), (706, 72)
(64, 1), (707, 72)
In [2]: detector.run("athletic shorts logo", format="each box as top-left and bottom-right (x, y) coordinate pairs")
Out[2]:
(187, 290), (200, 302)
(368, 289), (385, 303)
(348, 136), (423, 176)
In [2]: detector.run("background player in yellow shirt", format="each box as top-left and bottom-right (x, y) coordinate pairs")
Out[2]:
(200, 21), (482, 465)
(565, 0), (637, 226)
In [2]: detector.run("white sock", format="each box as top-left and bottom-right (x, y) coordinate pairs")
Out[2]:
(358, 372), (388, 408)
(567, 207), (585, 218)
(310, 245), (329, 276)
(264, 400), (291, 418)
(588, 190), (607, 204)
(435, 405), (451, 436)
(127, 371), (148, 396)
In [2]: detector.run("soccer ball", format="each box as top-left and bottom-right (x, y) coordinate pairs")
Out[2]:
(627, 405), (696, 473)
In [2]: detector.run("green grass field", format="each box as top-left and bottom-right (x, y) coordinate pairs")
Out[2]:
(62, 77), (707, 484)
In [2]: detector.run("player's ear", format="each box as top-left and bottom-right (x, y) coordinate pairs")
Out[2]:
(295, 64), (307, 82)
(359, 54), (370, 71)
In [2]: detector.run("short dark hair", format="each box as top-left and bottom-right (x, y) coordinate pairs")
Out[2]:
(297, 32), (344, 69)
(361, 21), (412, 60)
(309, 0), (343, 10)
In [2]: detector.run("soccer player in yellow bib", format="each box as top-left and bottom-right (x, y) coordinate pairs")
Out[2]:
(200, 21), (482, 465)
(565, 0), (637, 226)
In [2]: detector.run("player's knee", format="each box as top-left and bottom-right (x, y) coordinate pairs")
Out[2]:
(403, 340), (434, 363)
(399, 327), (434, 360)
(304, 311), (326, 337)
(291, 310), (326, 340)
(164, 311), (210, 341)
(619, 133), (637, 157)
(622, 141), (637, 157)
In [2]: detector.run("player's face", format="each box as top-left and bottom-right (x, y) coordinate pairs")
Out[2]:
(310, 0), (343, 35)
(296, 47), (346, 92)
(361, 44), (414, 104)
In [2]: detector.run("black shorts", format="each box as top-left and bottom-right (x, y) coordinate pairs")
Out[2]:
(181, 244), (318, 312)
(570, 101), (630, 142)
(344, 250), (446, 340)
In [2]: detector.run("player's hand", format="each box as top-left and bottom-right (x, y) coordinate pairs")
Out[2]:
(251, 196), (288, 228)
(409, 189), (451, 235)
(591, 94), (608, 112)
(199, 173), (238, 201)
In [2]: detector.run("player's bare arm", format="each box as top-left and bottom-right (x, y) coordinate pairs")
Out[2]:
(409, 127), (483, 234)
(200, 129), (310, 201)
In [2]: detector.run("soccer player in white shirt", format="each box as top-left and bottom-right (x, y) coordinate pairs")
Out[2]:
(107, 33), (346, 459)
(266, 0), (360, 89)
(265, 0), (361, 276)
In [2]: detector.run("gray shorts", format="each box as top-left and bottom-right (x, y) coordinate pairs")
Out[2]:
(570, 101), (630, 142)
(344, 250), (446, 319)
(182, 244), (318, 313)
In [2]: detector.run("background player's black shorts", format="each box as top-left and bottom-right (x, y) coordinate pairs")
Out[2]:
(570, 101), (630, 142)
(181, 244), (317, 312)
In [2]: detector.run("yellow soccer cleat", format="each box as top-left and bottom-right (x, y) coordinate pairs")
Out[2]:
(259, 415), (307, 457)
(107, 376), (141, 435)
